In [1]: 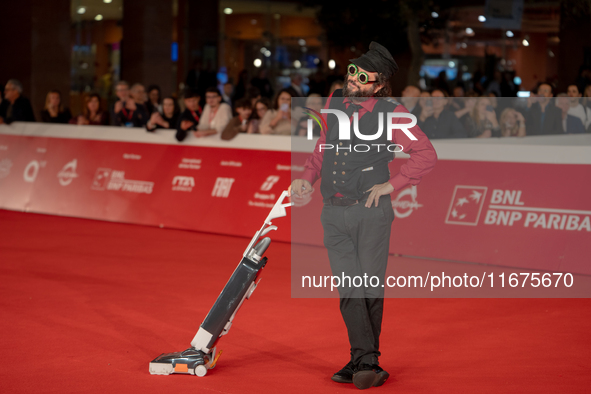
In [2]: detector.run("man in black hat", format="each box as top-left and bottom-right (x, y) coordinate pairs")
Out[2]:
(290, 42), (437, 390)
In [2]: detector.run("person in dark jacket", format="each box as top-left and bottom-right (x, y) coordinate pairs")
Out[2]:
(290, 42), (437, 390)
(417, 89), (467, 139)
(146, 97), (180, 132)
(525, 83), (562, 135)
(0, 79), (35, 124)
(145, 85), (162, 115)
(113, 83), (149, 127)
(175, 89), (202, 141)
(221, 98), (253, 140)
(41, 90), (72, 123)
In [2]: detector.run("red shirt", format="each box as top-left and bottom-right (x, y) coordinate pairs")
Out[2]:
(301, 94), (437, 192)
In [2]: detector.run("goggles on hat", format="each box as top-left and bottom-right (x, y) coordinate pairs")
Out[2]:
(347, 63), (377, 85)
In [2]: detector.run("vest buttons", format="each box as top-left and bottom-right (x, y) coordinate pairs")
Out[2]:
(333, 180), (336, 184)
(339, 142), (343, 146)
(336, 152), (339, 156)
(342, 171), (345, 175)
(342, 162), (345, 165)
(334, 161), (337, 165)
(344, 152), (348, 156)
(333, 171), (336, 175)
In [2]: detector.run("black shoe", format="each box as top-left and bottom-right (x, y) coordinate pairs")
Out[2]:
(331, 361), (357, 383)
(352, 364), (389, 390)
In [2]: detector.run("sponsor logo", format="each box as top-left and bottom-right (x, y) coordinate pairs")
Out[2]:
(248, 200), (274, 208)
(179, 158), (201, 170)
(260, 175), (279, 191)
(123, 153), (142, 160)
(172, 176), (195, 192)
(57, 159), (78, 186)
(0, 158), (12, 178)
(91, 168), (154, 194)
(249, 175), (280, 207)
(484, 189), (590, 232)
(254, 192), (275, 200)
(445, 187), (591, 232)
(445, 186), (488, 226)
(211, 177), (235, 198)
(392, 185), (422, 218)
(91, 168), (112, 190)
(220, 161), (242, 167)
(276, 164), (304, 172)
(24, 160), (46, 183)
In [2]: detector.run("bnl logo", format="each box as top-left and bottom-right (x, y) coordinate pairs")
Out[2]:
(304, 107), (418, 141)
(212, 177), (235, 198)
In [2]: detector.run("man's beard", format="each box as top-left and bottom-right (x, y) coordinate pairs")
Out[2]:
(342, 78), (374, 101)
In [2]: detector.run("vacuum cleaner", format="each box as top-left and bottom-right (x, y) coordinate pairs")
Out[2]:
(149, 190), (293, 377)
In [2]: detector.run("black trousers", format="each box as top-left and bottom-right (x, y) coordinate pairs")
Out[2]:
(321, 194), (394, 366)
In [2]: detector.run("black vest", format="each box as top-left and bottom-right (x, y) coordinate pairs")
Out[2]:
(320, 90), (398, 200)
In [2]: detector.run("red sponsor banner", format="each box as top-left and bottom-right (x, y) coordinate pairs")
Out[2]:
(0, 134), (293, 242)
(2, 131), (590, 275)
(291, 154), (591, 275)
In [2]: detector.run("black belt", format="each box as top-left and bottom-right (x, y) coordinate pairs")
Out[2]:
(324, 196), (367, 206)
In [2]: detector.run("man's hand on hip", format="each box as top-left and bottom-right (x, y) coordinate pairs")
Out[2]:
(288, 179), (313, 197)
(365, 182), (394, 208)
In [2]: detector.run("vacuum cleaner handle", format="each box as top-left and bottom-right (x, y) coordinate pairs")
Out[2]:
(243, 190), (293, 258)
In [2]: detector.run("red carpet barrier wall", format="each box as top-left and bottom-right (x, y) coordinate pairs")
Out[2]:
(291, 135), (591, 276)
(1, 123), (590, 274)
(0, 123), (293, 242)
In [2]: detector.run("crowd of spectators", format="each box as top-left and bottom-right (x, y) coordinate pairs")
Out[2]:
(401, 82), (591, 138)
(2, 66), (591, 141)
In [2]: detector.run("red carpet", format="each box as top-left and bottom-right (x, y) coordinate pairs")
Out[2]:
(0, 209), (590, 393)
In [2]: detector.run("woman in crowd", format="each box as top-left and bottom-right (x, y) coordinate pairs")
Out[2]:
(70, 93), (109, 125)
(463, 96), (501, 138)
(246, 97), (271, 134)
(41, 90), (71, 123)
(146, 96), (180, 131)
(499, 107), (526, 137)
(145, 85), (162, 114)
(453, 90), (479, 123)
(259, 88), (294, 135)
